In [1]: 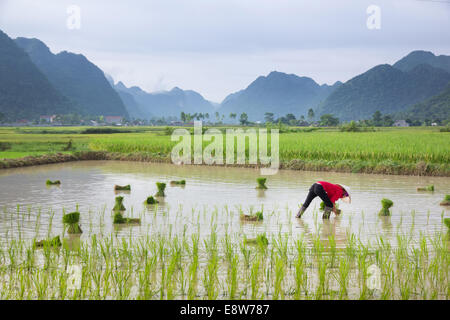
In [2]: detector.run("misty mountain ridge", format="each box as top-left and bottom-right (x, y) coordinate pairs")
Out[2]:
(15, 37), (128, 118)
(317, 59), (450, 121)
(1, 28), (449, 122)
(398, 84), (450, 121)
(393, 50), (450, 73)
(219, 71), (341, 121)
(0, 30), (77, 120)
(112, 80), (216, 120)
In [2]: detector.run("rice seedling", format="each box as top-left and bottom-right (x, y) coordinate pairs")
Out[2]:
(0, 201), (447, 300)
(62, 211), (82, 234)
(256, 177), (268, 189)
(113, 196), (126, 212)
(320, 201), (341, 215)
(45, 180), (60, 186)
(240, 210), (264, 222)
(444, 218), (450, 230)
(155, 182), (166, 197)
(244, 234), (269, 247)
(34, 235), (62, 248)
(440, 194), (450, 206)
(113, 212), (141, 225)
(114, 184), (131, 191)
(170, 180), (186, 186)
(379, 199), (393, 216)
(144, 196), (159, 205)
(417, 185), (434, 192)
(273, 255), (286, 300)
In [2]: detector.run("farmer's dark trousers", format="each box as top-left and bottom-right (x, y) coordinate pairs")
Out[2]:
(302, 183), (333, 209)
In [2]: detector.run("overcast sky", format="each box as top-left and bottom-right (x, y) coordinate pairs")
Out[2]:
(0, 0), (449, 102)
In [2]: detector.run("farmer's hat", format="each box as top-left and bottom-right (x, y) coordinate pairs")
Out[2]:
(339, 184), (351, 204)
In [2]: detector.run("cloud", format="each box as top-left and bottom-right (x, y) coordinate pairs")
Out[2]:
(0, 0), (449, 101)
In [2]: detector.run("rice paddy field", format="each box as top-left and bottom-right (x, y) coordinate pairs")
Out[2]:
(0, 126), (449, 175)
(0, 126), (448, 300)
(0, 161), (448, 300)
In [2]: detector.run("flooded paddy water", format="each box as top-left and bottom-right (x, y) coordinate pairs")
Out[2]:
(0, 160), (448, 243)
(0, 161), (448, 299)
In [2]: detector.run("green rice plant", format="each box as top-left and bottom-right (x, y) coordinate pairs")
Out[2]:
(203, 240), (219, 300)
(45, 180), (60, 186)
(440, 194), (450, 206)
(256, 177), (267, 189)
(240, 210), (264, 222)
(144, 196), (159, 205)
(0, 202), (449, 300)
(273, 255), (286, 300)
(336, 256), (350, 299)
(294, 239), (308, 299)
(170, 180), (186, 186)
(34, 235), (62, 248)
(444, 218), (450, 229)
(227, 254), (239, 299)
(244, 234), (268, 247)
(113, 212), (140, 225)
(114, 184), (131, 191)
(250, 258), (261, 299)
(379, 198), (393, 216)
(62, 211), (82, 234)
(113, 196), (126, 211)
(417, 185), (434, 192)
(155, 182), (166, 197)
(319, 201), (325, 211)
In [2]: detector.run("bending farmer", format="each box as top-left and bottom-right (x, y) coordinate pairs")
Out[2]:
(296, 181), (351, 219)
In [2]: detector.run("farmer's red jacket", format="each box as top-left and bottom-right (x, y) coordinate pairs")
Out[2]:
(318, 181), (343, 203)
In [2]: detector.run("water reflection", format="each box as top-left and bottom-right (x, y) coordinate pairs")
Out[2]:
(0, 160), (448, 246)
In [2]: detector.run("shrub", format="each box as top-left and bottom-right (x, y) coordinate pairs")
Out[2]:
(0, 142), (11, 151)
(81, 128), (130, 134)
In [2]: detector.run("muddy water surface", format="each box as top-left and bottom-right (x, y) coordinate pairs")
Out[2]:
(0, 161), (448, 246)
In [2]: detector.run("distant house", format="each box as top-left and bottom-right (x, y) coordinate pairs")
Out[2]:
(40, 115), (56, 123)
(393, 120), (409, 127)
(104, 116), (123, 124)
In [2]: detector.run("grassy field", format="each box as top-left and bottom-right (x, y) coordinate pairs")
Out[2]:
(0, 126), (449, 175)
